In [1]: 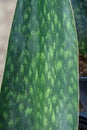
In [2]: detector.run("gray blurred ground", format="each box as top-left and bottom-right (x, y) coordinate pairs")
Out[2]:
(0, 0), (17, 88)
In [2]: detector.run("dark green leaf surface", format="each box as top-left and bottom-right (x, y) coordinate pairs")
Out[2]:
(0, 0), (79, 130)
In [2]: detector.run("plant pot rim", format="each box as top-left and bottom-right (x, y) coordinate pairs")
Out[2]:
(79, 77), (87, 82)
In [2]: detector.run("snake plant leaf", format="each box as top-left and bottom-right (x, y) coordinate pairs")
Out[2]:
(0, 0), (79, 130)
(71, 0), (87, 57)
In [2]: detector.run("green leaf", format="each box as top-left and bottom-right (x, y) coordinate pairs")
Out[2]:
(0, 0), (79, 130)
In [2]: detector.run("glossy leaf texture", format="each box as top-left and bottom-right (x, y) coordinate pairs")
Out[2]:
(0, 0), (79, 130)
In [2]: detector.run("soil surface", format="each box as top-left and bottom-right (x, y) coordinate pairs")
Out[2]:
(79, 55), (87, 76)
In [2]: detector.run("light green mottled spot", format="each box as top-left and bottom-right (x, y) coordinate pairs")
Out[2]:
(23, 91), (28, 99)
(68, 60), (73, 67)
(60, 89), (64, 96)
(23, 77), (28, 85)
(52, 9), (54, 16)
(15, 76), (18, 83)
(22, 26), (26, 32)
(41, 37), (44, 43)
(47, 13), (50, 21)
(41, 19), (45, 27)
(52, 95), (57, 103)
(49, 47), (54, 58)
(59, 48), (63, 56)
(24, 58), (28, 65)
(63, 75), (67, 84)
(52, 112), (55, 123)
(44, 5), (46, 15)
(56, 33), (59, 39)
(37, 102), (41, 109)
(8, 120), (14, 128)
(59, 100), (63, 109)
(31, 60), (35, 68)
(54, 14), (58, 25)
(49, 101), (52, 114)
(53, 42), (56, 50)
(73, 98), (78, 109)
(29, 69), (32, 77)
(17, 94), (20, 102)
(24, 13), (28, 20)
(58, 80), (61, 86)
(40, 53), (45, 61)
(67, 103), (72, 110)
(10, 64), (14, 72)
(36, 28), (40, 36)
(35, 70), (38, 80)
(58, 22), (61, 30)
(25, 50), (29, 56)
(72, 70), (76, 77)
(25, 108), (32, 116)
(44, 106), (48, 113)
(57, 61), (62, 70)
(56, 106), (59, 113)
(20, 64), (24, 74)
(66, 21), (71, 30)
(45, 62), (48, 72)
(39, 91), (43, 100)
(63, 13), (67, 21)
(63, 96), (67, 102)
(19, 103), (24, 113)
(30, 87), (33, 95)
(49, 127), (52, 130)
(18, 24), (21, 32)
(44, 117), (48, 126)
(69, 87), (73, 94)
(3, 111), (8, 119)
(28, 6), (31, 12)
(71, 77), (74, 83)
(67, 114), (73, 123)
(31, 30), (35, 36)
(46, 31), (51, 40)
(48, 72), (51, 80)
(31, 29), (39, 37)
(36, 112), (41, 119)
(44, 44), (46, 51)
(41, 74), (45, 85)
(51, 78), (54, 86)
(64, 51), (68, 59)
(51, 22), (54, 32)
(45, 88), (51, 98)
